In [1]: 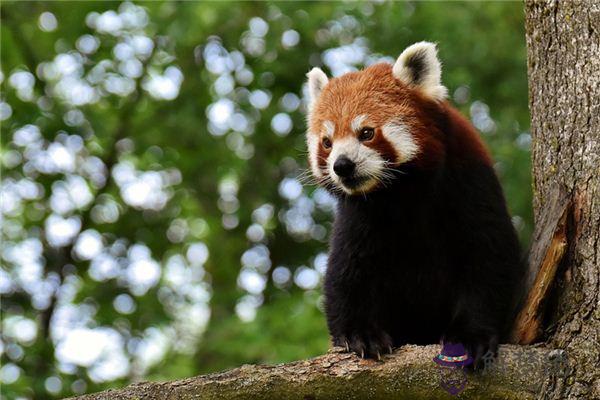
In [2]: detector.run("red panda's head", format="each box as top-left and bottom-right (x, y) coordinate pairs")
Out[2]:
(306, 42), (448, 195)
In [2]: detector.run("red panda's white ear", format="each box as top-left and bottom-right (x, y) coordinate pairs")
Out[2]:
(306, 67), (329, 110)
(392, 42), (447, 101)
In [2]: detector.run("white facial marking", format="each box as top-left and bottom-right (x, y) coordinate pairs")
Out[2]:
(351, 114), (368, 132)
(323, 120), (335, 137)
(306, 133), (322, 178)
(328, 137), (386, 195)
(382, 121), (420, 163)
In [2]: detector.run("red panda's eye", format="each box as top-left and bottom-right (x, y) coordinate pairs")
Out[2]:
(359, 127), (375, 141)
(322, 137), (332, 149)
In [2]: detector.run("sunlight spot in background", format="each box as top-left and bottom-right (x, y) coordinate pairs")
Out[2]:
(294, 266), (320, 290)
(202, 39), (234, 75)
(56, 327), (129, 382)
(167, 218), (188, 243)
(89, 11), (123, 34)
(213, 74), (234, 96)
(38, 11), (58, 32)
(13, 124), (41, 147)
(50, 176), (93, 215)
(237, 245), (271, 298)
(313, 253), (328, 275)
(74, 230), (104, 260)
(121, 58), (143, 78)
(241, 245), (271, 273)
(45, 376), (62, 394)
(112, 162), (176, 210)
(90, 195), (120, 224)
(8, 70), (35, 102)
(272, 266), (291, 288)
(238, 270), (267, 295)
(143, 66), (183, 100)
(249, 17), (269, 37)
(45, 214), (82, 247)
(207, 98), (234, 135)
(113, 293), (136, 314)
(0, 269), (13, 294)
(281, 195), (316, 240)
(130, 35), (154, 59)
(56, 328), (105, 367)
(104, 74), (135, 97)
(281, 29), (300, 49)
(76, 34), (100, 54)
(312, 188), (337, 213)
(322, 38), (369, 76)
(470, 101), (496, 135)
(134, 328), (169, 372)
(126, 244), (161, 295)
(47, 142), (76, 172)
(86, 2), (150, 36)
(235, 294), (262, 322)
(3, 316), (38, 344)
(0, 101), (12, 121)
(186, 242), (209, 266)
(218, 177), (240, 229)
(252, 203), (274, 226)
(165, 255), (191, 286)
(271, 113), (293, 136)
(0, 363), (20, 384)
(248, 89), (271, 109)
(89, 253), (120, 281)
(64, 109), (86, 127)
(246, 223), (265, 242)
(235, 67), (253, 86)
(279, 92), (301, 112)
(278, 178), (302, 201)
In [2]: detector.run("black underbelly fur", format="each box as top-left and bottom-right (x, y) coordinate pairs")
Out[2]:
(323, 163), (524, 368)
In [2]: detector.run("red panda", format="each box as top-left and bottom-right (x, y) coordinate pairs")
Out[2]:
(305, 42), (524, 368)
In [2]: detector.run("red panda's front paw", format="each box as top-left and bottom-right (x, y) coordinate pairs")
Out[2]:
(332, 336), (351, 352)
(341, 331), (393, 360)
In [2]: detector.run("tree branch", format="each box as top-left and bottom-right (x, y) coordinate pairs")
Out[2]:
(67, 344), (554, 400)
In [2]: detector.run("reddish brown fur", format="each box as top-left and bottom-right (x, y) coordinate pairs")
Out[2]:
(309, 63), (492, 173)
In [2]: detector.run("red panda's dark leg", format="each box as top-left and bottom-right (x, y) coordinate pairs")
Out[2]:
(323, 250), (394, 359)
(441, 163), (524, 370)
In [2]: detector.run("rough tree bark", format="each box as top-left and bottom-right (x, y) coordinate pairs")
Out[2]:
(69, 345), (554, 400)
(67, 1), (600, 399)
(525, 1), (600, 399)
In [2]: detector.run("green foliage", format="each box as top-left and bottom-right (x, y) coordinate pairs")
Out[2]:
(0, 1), (530, 398)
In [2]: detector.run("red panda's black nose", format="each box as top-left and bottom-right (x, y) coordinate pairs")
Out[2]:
(333, 156), (356, 178)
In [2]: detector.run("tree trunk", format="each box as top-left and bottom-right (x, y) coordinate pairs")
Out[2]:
(525, 0), (600, 399)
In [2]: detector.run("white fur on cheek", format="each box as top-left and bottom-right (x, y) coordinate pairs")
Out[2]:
(306, 132), (322, 178)
(382, 121), (420, 163)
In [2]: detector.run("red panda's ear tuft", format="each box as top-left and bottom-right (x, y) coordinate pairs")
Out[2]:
(392, 42), (447, 101)
(306, 67), (329, 112)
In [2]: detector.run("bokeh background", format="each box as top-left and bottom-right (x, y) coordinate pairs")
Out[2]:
(0, 2), (531, 398)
